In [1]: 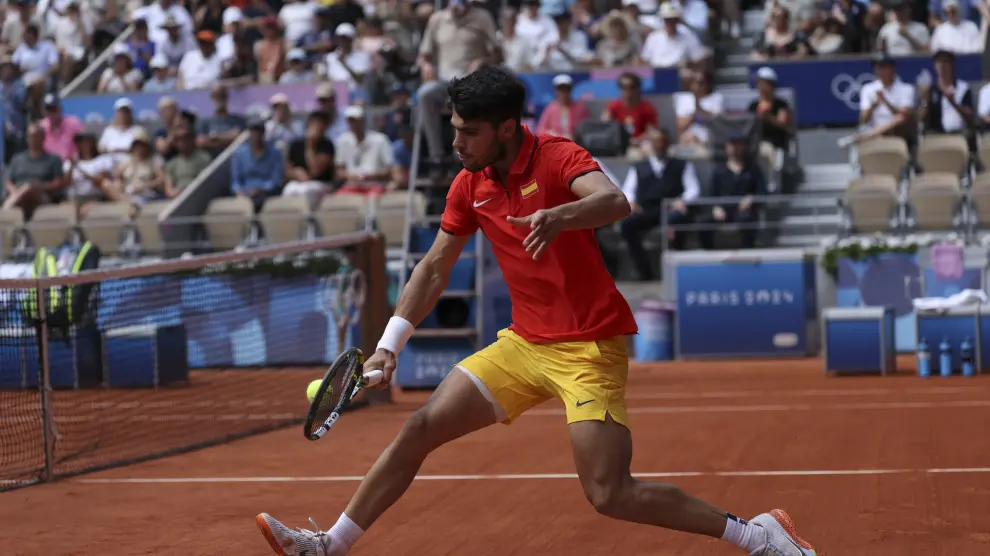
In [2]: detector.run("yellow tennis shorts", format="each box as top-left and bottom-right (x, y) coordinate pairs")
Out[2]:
(456, 328), (630, 426)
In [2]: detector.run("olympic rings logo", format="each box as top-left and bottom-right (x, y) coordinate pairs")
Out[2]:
(831, 73), (877, 110)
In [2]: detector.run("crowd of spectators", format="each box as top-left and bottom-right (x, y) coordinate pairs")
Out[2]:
(0, 0), (986, 270)
(752, 0), (989, 60)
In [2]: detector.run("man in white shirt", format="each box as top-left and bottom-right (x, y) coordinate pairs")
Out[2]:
(177, 30), (222, 90)
(619, 128), (700, 280)
(930, 0), (985, 54)
(334, 105), (395, 196)
(498, 10), (537, 73)
(978, 81), (990, 130)
(154, 15), (196, 71)
(877, 1), (931, 55)
(918, 49), (974, 137)
(216, 7), (243, 63)
(325, 23), (371, 92)
(133, 0), (195, 47)
(640, 3), (706, 71)
(278, 0), (316, 46)
(515, 0), (557, 44)
(534, 11), (593, 71)
(838, 54), (916, 148)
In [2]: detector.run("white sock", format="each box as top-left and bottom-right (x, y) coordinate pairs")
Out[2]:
(721, 513), (766, 553)
(326, 513), (364, 555)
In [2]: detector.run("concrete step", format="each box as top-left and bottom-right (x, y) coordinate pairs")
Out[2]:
(727, 52), (755, 66)
(742, 10), (765, 35)
(777, 234), (829, 248)
(715, 66), (749, 85)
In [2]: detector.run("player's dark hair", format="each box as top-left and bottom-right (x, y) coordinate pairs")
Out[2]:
(447, 65), (526, 130)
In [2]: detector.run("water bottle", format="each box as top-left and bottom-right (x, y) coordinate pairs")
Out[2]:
(917, 337), (931, 378)
(939, 338), (953, 377)
(961, 337), (976, 377)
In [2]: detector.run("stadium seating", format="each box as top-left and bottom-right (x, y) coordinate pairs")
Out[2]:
(25, 204), (76, 250)
(79, 202), (132, 257)
(314, 194), (371, 237)
(134, 200), (172, 257)
(842, 175), (900, 234)
(258, 196), (311, 244)
(0, 208), (25, 259)
(917, 134), (969, 176)
(375, 191), (427, 249)
(907, 173), (962, 231)
(858, 137), (909, 179)
(202, 197), (255, 251)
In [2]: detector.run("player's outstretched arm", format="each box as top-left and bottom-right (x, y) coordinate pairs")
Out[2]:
(365, 230), (472, 386)
(555, 170), (633, 229)
(507, 170), (630, 260)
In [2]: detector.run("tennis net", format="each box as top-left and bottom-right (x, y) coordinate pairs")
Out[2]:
(0, 231), (387, 490)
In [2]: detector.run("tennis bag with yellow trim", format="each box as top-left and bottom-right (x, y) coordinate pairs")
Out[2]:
(21, 241), (101, 332)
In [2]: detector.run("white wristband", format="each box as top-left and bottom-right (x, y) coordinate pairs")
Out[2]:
(377, 316), (414, 355)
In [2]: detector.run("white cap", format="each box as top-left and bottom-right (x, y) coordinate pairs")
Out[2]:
(222, 7), (243, 25)
(335, 23), (356, 37)
(114, 98), (133, 110)
(756, 66), (778, 82)
(943, 0), (960, 7)
(343, 105), (364, 119)
(659, 2), (681, 19)
(112, 43), (132, 60)
(149, 54), (168, 69)
(286, 48), (306, 61)
(552, 74), (573, 87)
(270, 92), (289, 105)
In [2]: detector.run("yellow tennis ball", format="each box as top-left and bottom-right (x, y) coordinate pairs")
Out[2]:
(306, 380), (325, 403)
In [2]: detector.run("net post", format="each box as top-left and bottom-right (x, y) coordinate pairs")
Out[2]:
(360, 232), (391, 405)
(34, 278), (55, 482)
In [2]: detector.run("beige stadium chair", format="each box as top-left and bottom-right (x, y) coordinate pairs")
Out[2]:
(918, 134), (969, 175)
(314, 193), (369, 237)
(79, 202), (132, 256)
(979, 135), (990, 171)
(858, 136), (909, 178)
(844, 175), (899, 234)
(375, 191), (426, 248)
(0, 207), (23, 259)
(907, 173), (961, 231)
(134, 200), (171, 255)
(969, 172), (990, 230)
(26, 203), (76, 249)
(258, 196), (310, 244)
(203, 196), (254, 251)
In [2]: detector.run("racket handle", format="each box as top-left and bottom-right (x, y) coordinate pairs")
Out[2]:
(363, 369), (384, 387)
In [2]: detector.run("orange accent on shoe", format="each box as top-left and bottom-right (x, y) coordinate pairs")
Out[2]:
(256, 514), (289, 556)
(769, 509), (815, 552)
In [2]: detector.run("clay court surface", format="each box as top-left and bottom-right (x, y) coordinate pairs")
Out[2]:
(5, 358), (990, 555)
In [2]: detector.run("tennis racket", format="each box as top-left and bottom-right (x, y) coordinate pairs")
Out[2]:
(304, 347), (384, 441)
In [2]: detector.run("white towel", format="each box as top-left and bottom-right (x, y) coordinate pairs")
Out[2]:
(912, 289), (989, 311)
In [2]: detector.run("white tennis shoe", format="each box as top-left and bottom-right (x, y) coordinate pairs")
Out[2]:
(256, 513), (342, 556)
(750, 509), (817, 556)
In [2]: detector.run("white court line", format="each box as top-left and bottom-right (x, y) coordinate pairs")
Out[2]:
(76, 467), (990, 485)
(4, 399), (990, 425)
(624, 386), (986, 400)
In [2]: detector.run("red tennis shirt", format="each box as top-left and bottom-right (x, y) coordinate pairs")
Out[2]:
(440, 127), (638, 344)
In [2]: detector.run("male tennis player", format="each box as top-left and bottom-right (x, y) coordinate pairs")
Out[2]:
(257, 66), (817, 556)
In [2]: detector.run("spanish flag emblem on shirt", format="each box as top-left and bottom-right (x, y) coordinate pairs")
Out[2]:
(520, 181), (539, 199)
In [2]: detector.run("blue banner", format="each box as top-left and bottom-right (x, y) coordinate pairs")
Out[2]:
(675, 254), (816, 357)
(750, 54), (984, 126)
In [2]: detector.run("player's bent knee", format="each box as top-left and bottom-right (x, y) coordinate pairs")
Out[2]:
(581, 476), (632, 517)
